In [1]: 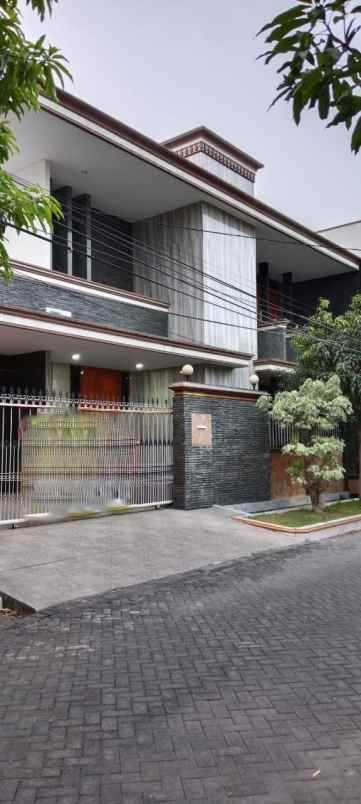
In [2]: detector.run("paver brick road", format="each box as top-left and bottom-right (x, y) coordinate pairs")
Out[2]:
(2, 533), (361, 803)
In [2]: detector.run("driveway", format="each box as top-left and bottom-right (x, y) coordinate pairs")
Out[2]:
(2, 532), (361, 802)
(0, 507), (314, 611)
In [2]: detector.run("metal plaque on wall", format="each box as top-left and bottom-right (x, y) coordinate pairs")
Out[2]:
(191, 413), (212, 447)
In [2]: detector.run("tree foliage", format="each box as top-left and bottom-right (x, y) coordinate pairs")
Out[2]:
(0, 0), (70, 281)
(259, 1), (361, 153)
(292, 294), (361, 422)
(257, 375), (352, 510)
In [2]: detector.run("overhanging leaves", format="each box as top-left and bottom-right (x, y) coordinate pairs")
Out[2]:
(0, 1), (70, 282)
(259, 0), (361, 153)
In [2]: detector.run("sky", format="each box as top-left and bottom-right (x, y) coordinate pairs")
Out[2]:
(21, 0), (360, 232)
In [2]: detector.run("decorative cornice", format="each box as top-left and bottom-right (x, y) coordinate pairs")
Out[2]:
(175, 141), (256, 183)
(162, 125), (264, 170)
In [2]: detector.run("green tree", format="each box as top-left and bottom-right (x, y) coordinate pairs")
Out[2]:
(258, 374), (352, 511)
(291, 294), (361, 494)
(0, 0), (70, 282)
(259, 1), (361, 153)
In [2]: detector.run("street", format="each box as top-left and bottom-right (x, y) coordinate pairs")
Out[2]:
(2, 533), (361, 803)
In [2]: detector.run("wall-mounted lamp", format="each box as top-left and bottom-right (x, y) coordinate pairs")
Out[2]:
(135, 363), (144, 370)
(250, 372), (259, 391)
(71, 353), (81, 362)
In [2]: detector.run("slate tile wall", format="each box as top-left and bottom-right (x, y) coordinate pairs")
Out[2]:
(173, 393), (271, 509)
(0, 275), (168, 337)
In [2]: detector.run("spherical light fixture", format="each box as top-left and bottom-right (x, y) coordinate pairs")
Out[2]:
(71, 353), (81, 362)
(179, 364), (194, 381)
(250, 372), (259, 391)
(135, 363), (144, 370)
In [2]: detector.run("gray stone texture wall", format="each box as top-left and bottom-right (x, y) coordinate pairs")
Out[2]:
(173, 392), (271, 509)
(1, 275), (168, 337)
(257, 327), (287, 361)
(286, 336), (296, 362)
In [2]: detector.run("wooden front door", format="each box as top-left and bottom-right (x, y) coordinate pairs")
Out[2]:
(79, 367), (122, 400)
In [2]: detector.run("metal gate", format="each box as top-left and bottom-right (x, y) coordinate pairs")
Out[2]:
(0, 391), (173, 526)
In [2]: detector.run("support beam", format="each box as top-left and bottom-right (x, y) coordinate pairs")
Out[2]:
(73, 194), (92, 281)
(282, 272), (293, 318)
(52, 186), (73, 276)
(258, 262), (269, 322)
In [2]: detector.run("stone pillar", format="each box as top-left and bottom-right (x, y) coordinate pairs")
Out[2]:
(170, 382), (271, 510)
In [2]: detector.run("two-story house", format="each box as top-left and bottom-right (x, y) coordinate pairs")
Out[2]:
(0, 89), (359, 403)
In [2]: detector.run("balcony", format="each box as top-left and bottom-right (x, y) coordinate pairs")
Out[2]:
(0, 261), (170, 340)
(257, 320), (296, 364)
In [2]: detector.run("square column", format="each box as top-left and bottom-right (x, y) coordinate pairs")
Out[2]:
(258, 262), (269, 322)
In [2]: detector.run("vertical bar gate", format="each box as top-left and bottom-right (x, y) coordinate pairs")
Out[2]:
(0, 392), (173, 526)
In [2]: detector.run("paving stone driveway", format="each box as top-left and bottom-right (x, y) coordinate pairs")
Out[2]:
(2, 532), (361, 803)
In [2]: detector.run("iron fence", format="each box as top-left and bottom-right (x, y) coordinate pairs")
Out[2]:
(0, 391), (173, 526)
(269, 417), (340, 451)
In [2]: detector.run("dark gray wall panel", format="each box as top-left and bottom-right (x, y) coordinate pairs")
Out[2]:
(0, 275), (168, 337)
(294, 271), (361, 316)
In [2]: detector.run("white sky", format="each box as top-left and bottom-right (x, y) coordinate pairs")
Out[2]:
(22, 0), (361, 231)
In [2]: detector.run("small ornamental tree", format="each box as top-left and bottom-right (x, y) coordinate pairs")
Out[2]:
(291, 295), (361, 497)
(257, 375), (352, 511)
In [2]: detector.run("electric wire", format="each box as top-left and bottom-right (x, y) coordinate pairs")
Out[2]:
(7, 174), (361, 351)
(13, 170), (353, 343)
(6, 220), (361, 362)
(11, 171), (357, 317)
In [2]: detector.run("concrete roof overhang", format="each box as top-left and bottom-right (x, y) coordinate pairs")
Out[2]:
(0, 306), (251, 372)
(6, 90), (360, 284)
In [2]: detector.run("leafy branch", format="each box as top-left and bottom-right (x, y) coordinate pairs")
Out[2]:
(259, 1), (361, 152)
(0, 0), (71, 281)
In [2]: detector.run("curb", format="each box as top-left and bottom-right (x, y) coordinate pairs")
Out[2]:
(233, 512), (361, 536)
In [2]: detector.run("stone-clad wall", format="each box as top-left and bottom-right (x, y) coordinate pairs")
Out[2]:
(258, 325), (287, 362)
(172, 384), (271, 509)
(0, 275), (168, 337)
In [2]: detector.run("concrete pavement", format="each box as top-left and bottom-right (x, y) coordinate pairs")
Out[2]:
(1, 506), (360, 611)
(0, 507), (312, 611)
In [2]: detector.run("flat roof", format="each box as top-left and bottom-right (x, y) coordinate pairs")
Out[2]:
(50, 90), (360, 273)
(320, 218), (361, 233)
